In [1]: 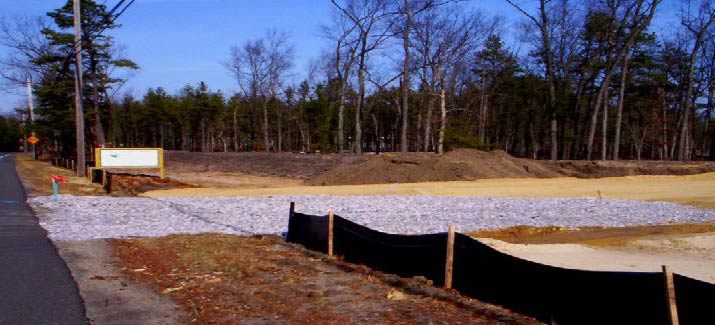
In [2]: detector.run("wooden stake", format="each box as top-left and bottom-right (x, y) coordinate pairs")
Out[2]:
(328, 211), (334, 256)
(662, 265), (679, 325)
(289, 201), (295, 217)
(445, 225), (455, 289)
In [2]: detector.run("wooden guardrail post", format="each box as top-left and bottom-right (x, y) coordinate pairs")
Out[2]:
(662, 265), (679, 325)
(445, 225), (455, 289)
(328, 211), (334, 256)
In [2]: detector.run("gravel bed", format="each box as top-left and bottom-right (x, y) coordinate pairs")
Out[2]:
(29, 195), (715, 241)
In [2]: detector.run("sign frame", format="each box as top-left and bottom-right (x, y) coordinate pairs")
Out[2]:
(95, 148), (165, 179)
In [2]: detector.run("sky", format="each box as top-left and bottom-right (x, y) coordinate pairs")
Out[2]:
(0, 0), (679, 115)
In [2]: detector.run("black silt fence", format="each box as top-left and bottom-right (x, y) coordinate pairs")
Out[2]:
(286, 209), (715, 324)
(674, 274), (715, 324)
(333, 216), (448, 286)
(452, 233), (669, 324)
(286, 212), (329, 252)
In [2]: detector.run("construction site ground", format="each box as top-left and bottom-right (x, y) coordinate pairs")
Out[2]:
(15, 151), (715, 323)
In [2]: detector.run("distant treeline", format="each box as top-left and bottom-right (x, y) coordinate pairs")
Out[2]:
(2, 0), (715, 160)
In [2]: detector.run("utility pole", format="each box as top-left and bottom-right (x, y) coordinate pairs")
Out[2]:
(26, 77), (36, 159)
(73, 0), (86, 176)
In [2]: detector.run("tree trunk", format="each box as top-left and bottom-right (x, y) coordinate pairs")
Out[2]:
(277, 106), (283, 152)
(538, 0), (558, 161)
(338, 82), (346, 153)
(400, 0), (411, 152)
(437, 87), (446, 154)
(601, 93), (608, 160)
(479, 71), (488, 143)
(355, 53), (366, 155)
(613, 60), (629, 160)
(233, 106), (239, 151)
(587, 75), (613, 160)
(424, 96), (434, 152)
(262, 97), (270, 152)
(90, 57), (105, 147)
(706, 87), (714, 156)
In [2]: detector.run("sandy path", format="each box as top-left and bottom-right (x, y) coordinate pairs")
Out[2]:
(143, 172), (715, 209)
(478, 233), (715, 283)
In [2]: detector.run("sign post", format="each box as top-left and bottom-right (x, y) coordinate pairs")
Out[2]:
(50, 174), (69, 202)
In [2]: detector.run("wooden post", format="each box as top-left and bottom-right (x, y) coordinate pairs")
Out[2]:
(102, 170), (107, 186)
(445, 225), (455, 289)
(158, 148), (165, 179)
(662, 265), (679, 325)
(328, 211), (334, 257)
(289, 202), (295, 216)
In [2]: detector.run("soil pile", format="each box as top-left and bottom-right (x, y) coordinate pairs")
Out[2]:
(551, 160), (715, 178)
(109, 173), (192, 196)
(307, 149), (715, 186)
(306, 149), (560, 185)
(165, 151), (369, 180)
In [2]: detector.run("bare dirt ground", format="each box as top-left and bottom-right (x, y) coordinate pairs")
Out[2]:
(165, 151), (370, 180)
(17, 152), (715, 320)
(112, 233), (538, 325)
(162, 149), (715, 187)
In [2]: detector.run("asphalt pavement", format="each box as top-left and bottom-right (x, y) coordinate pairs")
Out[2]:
(0, 153), (87, 324)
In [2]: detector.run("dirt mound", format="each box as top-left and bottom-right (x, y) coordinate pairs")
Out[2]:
(165, 151), (369, 180)
(109, 173), (192, 196)
(306, 149), (715, 186)
(306, 149), (560, 186)
(551, 160), (715, 178)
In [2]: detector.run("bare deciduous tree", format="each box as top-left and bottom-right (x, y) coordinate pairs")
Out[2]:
(227, 30), (294, 152)
(330, 0), (395, 154)
(678, 0), (715, 160)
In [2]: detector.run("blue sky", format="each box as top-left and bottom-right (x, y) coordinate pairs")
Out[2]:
(0, 0), (677, 114)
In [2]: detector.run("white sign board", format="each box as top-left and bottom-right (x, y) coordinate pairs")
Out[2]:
(98, 149), (161, 168)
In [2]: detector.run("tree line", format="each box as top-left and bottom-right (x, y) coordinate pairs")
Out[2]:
(2, 0), (715, 161)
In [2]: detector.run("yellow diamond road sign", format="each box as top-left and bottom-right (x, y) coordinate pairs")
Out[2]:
(27, 136), (39, 144)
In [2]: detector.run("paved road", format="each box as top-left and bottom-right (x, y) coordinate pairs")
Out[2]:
(0, 153), (87, 324)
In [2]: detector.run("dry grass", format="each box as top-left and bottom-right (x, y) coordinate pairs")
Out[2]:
(14, 154), (106, 196)
(112, 234), (536, 325)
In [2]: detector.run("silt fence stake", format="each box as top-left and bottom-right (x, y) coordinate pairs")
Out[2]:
(662, 265), (679, 325)
(328, 210), (334, 257)
(445, 224), (455, 289)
